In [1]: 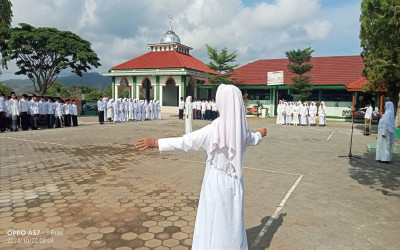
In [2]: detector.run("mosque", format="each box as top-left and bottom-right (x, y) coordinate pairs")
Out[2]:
(102, 20), (218, 107)
(104, 21), (384, 118)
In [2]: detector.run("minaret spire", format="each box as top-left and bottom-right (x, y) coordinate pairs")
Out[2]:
(168, 15), (173, 31)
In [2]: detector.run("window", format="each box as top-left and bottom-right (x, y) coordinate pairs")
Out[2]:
(322, 89), (352, 102)
(246, 89), (270, 100)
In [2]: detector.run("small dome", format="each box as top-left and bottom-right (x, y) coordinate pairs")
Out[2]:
(160, 24), (181, 44)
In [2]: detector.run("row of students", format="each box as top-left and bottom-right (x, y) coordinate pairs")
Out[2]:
(0, 92), (78, 133)
(97, 96), (161, 124)
(276, 100), (327, 126)
(178, 97), (219, 121)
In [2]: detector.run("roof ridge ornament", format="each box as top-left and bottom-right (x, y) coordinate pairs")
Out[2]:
(168, 15), (173, 31)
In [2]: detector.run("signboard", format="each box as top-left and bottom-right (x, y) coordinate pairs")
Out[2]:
(267, 71), (284, 85)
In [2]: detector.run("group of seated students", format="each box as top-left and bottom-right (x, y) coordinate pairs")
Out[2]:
(0, 91), (78, 133)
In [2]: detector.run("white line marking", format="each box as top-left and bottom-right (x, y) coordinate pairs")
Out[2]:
(0, 156), (68, 169)
(326, 128), (337, 141)
(244, 167), (301, 176)
(252, 174), (304, 247)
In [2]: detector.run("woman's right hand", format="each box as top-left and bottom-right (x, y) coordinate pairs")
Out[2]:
(257, 128), (267, 137)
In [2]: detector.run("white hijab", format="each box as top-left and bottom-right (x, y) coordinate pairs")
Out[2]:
(185, 96), (192, 109)
(207, 84), (249, 179)
(379, 101), (396, 143)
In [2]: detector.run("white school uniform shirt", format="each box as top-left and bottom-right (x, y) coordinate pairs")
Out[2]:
(63, 104), (71, 115)
(19, 99), (29, 113)
(47, 102), (55, 115)
(196, 101), (201, 110)
(364, 106), (373, 119)
(201, 102), (206, 113)
(30, 101), (39, 115)
(5, 100), (9, 116)
(70, 104), (78, 115)
(179, 100), (185, 109)
(211, 102), (217, 111)
(54, 102), (62, 117)
(38, 101), (46, 115)
(8, 99), (19, 116)
(206, 102), (211, 110)
(97, 100), (105, 111)
(0, 96), (5, 112)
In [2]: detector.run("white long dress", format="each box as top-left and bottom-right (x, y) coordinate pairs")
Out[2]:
(292, 105), (299, 125)
(185, 97), (193, 134)
(158, 125), (262, 250)
(376, 102), (396, 162)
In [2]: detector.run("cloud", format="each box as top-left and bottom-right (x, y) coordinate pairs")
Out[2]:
(1, 0), (362, 80)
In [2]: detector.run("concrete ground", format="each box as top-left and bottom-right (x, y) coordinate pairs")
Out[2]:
(0, 114), (399, 250)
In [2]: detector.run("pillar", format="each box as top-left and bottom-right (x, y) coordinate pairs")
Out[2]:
(181, 76), (186, 99)
(136, 85), (140, 100)
(318, 89), (323, 102)
(115, 83), (119, 99)
(352, 92), (355, 122)
(132, 76), (137, 99)
(156, 76), (160, 100)
(111, 78), (115, 99)
(272, 87), (276, 116)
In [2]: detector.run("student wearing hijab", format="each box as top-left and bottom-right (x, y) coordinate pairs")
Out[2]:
(293, 102), (300, 126)
(136, 84), (266, 250)
(376, 101), (396, 163)
(184, 96), (193, 134)
(309, 102), (317, 126)
(318, 102), (326, 126)
(285, 102), (292, 125)
(107, 99), (114, 122)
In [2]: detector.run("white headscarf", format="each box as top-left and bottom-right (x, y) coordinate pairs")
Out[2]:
(207, 84), (249, 179)
(379, 101), (396, 144)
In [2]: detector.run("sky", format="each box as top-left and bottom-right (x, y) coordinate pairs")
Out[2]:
(1, 0), (362, 80)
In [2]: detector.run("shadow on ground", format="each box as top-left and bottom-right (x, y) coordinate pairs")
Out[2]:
(348, 149), (400, 198)
(247, 213), (286, 249)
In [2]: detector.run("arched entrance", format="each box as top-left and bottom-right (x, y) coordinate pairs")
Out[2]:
(118, 77), (131, 98)
(162, 77), (178, 106)
(186, 78), (195, 98)
(140, 78), (153, 100)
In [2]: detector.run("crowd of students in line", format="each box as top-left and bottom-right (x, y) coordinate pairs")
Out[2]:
(276, 100), (327, 126)
(178, 97), (219, 121)
(96, 96), (162, 124)
(0, 91), (78, 133)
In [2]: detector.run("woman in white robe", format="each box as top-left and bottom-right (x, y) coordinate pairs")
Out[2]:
(135, 84), (266, 250)
(137, 101), (142, 121)
(309, 102), (317, 126)
(149, 100), (154, 120)
(184, 96), (193, 134)
(133, 100), (137, 121)
(304, 103), (310, 125)
(285, 102), (291, 125)
(113, 99), (119, 122)
(107, 99), (114, 122)
(318, 102), (326, 126)
(156, 101), (161, 120)
(376, 101), (396, 162)
(276, 100), (283, 124)
(292, 102), (300, 126)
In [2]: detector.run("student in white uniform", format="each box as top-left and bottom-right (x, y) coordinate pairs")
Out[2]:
(97, 96), (105, 125)
(318, 102), (326, 126)
(364, 103), (373, 135)
(19, 94), (30, 131)
(107, 99), (114, 122)
(54, 98), (63, 128)
(8, 92), (19, 132)
(292, 102), (300, 126)
(113, 99), (119, 122)
(178, 97), (185, 120)
(71, 99), (78, 126)
(0, 91), (6, 133)
(309, 102), (317, 126)
(285, 102), (292, 125)
(184, 96), (193, 134)
(135, 84), (266, 250)
(376, 101), (396, 163)
(30, 95), (39, 130)
(300, 102), (308, 126)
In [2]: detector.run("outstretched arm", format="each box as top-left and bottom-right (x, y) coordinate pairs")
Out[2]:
(247, 128), (267, 146)
(136, 138), (159, 150)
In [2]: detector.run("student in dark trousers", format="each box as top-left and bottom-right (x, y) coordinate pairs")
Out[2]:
(19, 94), (30, 130)
(97, 96), (104, 124)
(0, 91), (6, 133)
(71, 100), (78, 126)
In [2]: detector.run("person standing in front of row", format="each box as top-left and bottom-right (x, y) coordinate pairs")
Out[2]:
(19, 94), (30, 131)
(97, 96), (105, 125)
(30, 95), (39, 130)
(0, 91), (7, 133)
(364, 102), (372, 136)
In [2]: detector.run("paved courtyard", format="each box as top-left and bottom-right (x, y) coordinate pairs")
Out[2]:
(0, 114), (399, 250)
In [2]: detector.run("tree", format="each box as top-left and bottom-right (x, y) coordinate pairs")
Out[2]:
(46, 82), (70, 97)
(102, 85), (112, 98)
(0, 82), (12, 95)
(360, 0), (400, 126)
(0, 23), (101, 95)
(285, 47), (314, 101)
(0, 0), (12, 29)
(205, 44), (238, 87)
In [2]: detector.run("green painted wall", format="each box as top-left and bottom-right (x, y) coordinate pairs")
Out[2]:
(112, 77), (115, 99)
(181, 76), (186, 97)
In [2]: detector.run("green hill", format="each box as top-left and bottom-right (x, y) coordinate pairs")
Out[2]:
(1, 72), (111, 94)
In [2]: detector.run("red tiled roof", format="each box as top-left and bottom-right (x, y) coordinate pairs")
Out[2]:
(111, 50), (219, 74)
(345, 77), (369, 91)
(233, 55), (365, 86)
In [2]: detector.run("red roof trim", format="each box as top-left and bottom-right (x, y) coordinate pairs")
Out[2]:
(111, 50), (219, 75)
